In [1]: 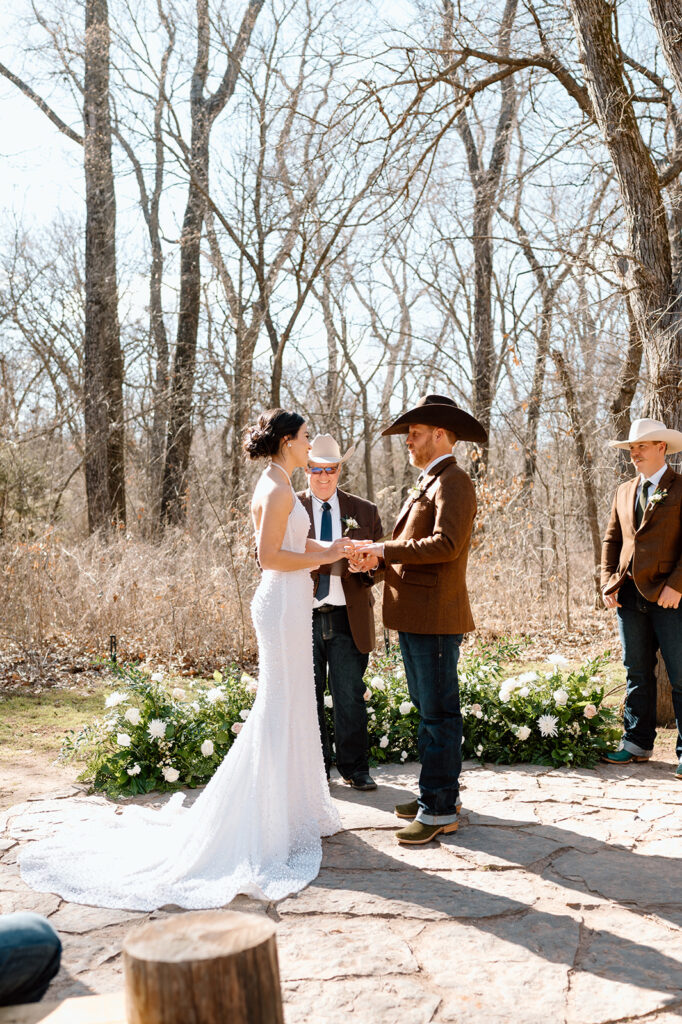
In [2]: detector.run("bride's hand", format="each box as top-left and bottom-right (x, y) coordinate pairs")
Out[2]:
(321, 537), (354, 563)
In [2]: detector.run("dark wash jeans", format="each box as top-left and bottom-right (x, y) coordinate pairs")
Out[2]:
(313, 605), (370, 778)
(398, 631), (463, 823)
(617, 578), (682, 761)
(0, 913), (61, 1006)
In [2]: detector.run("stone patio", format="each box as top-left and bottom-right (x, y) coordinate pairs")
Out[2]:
(1, 758), (681, 1023)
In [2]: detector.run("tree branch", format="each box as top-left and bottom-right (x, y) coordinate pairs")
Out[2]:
(0, 62), (83, 144)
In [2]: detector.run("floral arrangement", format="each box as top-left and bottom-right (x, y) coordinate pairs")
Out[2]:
(63, 638), (620, 797)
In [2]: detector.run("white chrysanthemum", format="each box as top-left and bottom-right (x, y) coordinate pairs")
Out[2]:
(370, 676), (385, 691)
(172, 687), (186, 700)
(147, 718), (167, 740)
(537, 714), (559, 737)
(105, 691), (128, 708)
(116, 733), (131, 747)
(150, 672), (164, 683)
(399, 701), (413, 715)
(379, 735), (389, 749)
(206, 687), (224, 704)
(400, 750), (408, 761)
(124, 707), (141, 726)
(583, 704), (598, 719)
(200, 739), (214, 756)
(547, 654), (569, 667)
(553, 688), (569, 707)
(324, 694), (333, 709)
(161, 766), (179, 783)
(126, 763), (141, 776)
(239, 709), (250, 720)
(231, 722), (242, 735)
(516, 725), (531, 741)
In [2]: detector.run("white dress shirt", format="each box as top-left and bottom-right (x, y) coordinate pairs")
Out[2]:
(311, 490), (346, 607)
(421, 452), (454, 479)
(636, 464), (667, 505)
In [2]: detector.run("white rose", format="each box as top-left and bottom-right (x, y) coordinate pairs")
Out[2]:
(324, 695), (333, 708)
(191, 701), (200, 712)
(172, 687), (186, 700)
(363, 689), (371, 701)
(518, 687), (530, 698)
(517, 725), (531, 741)
(162, 766), (180, 783)
(547, 654), (569, 667)
(475, 709), (484, 719)
(150, 672), (164, 682)
(124, 707), (141, 726)
(476, 744), (483, 756)
(241, 672), (257, 689)
(553, 688), (569, 707)
(399, 701), (414, 715)
(201, 739), (215, 756)
(518, 671), (538, 684)
(126, 763), (141, 776)
(239, 709), (250, 720)
(231, 722), (242, 735)
(379, 735), (389, 749)
(370, 676), (385, 691)
(583, 704), (598, 719)
(116, 733), (131, 747)
(470, 704), (482, 715)
(400, 750), (408, 761)
(147, 718), (167, 740)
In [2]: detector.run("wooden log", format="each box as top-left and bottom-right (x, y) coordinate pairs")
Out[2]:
(122, 910), (283, 1024)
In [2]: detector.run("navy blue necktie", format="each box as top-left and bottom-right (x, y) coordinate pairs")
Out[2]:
(316, 501), (332, 600)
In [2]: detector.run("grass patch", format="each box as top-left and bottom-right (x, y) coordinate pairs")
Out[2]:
(0, 690), (106, 762)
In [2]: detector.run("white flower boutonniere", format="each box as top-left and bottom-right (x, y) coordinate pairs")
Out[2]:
(342, 515), (359, 535)
(408, 485), (423, 499)
(648, 487), (668, 510)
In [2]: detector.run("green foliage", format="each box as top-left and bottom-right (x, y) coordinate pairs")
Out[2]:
(64, 638), (621, 797)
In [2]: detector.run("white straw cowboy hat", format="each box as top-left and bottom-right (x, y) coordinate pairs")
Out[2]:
(308, 433), (356, 465)
(608, 418), (682, 454)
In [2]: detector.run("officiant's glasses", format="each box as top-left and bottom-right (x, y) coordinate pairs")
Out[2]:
(308, 465), (339, 475)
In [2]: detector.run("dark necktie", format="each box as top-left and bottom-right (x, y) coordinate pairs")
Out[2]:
(316, 501), (332, 600)
(636, 480), (651, 528)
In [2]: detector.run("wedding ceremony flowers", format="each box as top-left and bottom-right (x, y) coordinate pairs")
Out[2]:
(63, 639), (620, 797)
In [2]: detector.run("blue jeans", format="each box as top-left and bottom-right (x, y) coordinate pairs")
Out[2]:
(398, 631), (463, 824)
(313, 606), (370, 778)
(0, 913), (61, 1005)
(617, 579), (682, 761)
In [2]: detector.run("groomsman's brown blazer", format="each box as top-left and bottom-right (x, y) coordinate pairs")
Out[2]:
(601, 465), (682, 600)
(382, 455), (477, 635)
(298, 488), (384, 654)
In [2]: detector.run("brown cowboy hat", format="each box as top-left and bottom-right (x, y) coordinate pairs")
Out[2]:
(381, 394), (488, 443)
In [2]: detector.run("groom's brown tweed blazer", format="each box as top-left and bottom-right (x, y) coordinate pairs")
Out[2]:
(298, 488), (384, 654)
(382, 455), (477, 635)
(601, 465), (682, 600)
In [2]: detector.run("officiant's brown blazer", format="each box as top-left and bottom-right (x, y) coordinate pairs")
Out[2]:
(298, 488), (384, 654)
(382, 455), (477, 635)
(601, 465), (682, 601)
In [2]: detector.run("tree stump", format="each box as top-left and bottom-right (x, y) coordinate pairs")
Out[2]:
(656, 654), (676, 728)
(122, 910), (284, 1024)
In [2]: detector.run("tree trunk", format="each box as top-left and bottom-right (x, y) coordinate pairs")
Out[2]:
(552, 348), (602, 605)
(569, 0), (682, 435)
(656, 654), (677, 727)
(123, 911), (284, 1024)
(83, 0), (125, 532)
(608, 293), (643, 478)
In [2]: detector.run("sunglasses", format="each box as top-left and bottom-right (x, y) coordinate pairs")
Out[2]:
(308, 465), (340, 475)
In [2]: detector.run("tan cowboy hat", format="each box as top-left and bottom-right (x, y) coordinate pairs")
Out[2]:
(308, 433), (356, 465)
(608, 417), (682, 454)
(381, 394), (488, 443)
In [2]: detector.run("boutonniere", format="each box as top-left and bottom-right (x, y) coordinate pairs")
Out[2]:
(408, 485), (424, 499)
(648, 487), (668, 509)
(342, 515), (359, 534)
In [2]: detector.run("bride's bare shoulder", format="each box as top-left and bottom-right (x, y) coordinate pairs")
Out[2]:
(251, 466), (293, 514)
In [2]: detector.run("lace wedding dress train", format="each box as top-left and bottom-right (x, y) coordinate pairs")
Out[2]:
(19, 479), (340, 910)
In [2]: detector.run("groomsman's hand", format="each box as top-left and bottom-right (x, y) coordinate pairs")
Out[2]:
(603, 590), (621, 609)
(657, 584), (681, 609)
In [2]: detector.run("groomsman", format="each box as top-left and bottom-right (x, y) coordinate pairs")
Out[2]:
(353, 395), (487, 844)
(298, 434), (384, 790)
(600, 418), (682, 778)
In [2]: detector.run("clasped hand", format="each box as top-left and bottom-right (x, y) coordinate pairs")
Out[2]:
(345, 539), (381, 573)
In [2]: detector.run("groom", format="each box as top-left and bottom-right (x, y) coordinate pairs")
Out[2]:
(298, 434), (384, 790)
(354, 395), (487, 844)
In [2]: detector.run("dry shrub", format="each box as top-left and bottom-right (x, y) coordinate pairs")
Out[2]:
(0, 515), (259, 673)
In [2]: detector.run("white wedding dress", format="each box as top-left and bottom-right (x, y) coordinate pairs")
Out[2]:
(19, 474), (340, 910)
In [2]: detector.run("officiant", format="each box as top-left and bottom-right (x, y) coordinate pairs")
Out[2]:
(298, 434), (384, 790)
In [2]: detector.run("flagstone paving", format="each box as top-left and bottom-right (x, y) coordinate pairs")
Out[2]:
(1, 758), (681, 1023)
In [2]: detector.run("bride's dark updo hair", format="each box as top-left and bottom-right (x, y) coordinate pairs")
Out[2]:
(243, 408), (305, 460)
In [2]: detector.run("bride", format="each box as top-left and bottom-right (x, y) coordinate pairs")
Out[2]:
(19, 409), (347, 910)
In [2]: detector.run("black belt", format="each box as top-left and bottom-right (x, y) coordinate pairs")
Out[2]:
(313, 604), (346, 615)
